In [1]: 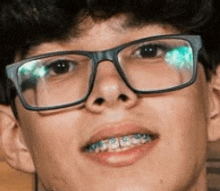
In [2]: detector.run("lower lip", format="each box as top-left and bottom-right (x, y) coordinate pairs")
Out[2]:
(83, 138), (159, 167)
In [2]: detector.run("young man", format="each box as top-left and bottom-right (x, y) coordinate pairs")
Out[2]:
(0, 0), (219, 190)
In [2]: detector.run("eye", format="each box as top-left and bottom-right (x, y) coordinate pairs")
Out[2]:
(46, 59), (77, 76)
(134, 44), (167, 59)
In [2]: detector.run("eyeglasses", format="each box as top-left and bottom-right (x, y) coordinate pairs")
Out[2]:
(6, 34), (202, 111)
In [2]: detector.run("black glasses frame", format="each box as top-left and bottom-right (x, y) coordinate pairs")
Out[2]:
(6, 34), (202, 111)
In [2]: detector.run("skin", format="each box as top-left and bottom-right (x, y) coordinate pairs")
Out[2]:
(1, 15), (220, 191)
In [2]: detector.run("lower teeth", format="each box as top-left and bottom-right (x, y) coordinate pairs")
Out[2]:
(85, 134), (154, 153)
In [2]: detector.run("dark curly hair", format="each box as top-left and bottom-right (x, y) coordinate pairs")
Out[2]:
(0, 0), (217, 104)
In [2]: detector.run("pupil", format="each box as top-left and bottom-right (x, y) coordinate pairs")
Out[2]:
(51, 60), (70, 74)
(140, 45), (157, 58)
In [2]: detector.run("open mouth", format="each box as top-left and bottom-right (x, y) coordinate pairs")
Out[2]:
(82, 124), (159, 167)
(83, 133), (157, 153)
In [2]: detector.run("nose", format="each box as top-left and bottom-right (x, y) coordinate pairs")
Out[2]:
(85, 61), (138, 113)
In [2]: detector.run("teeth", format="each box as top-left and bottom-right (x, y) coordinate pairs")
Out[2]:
(120, 135), (132, 147)
(108, 137), (120, 151)
(85, 133), (154, 153)
(85, 143), (97, 153)
(132, 133), (142, 145)
(141, 134), (152, 143)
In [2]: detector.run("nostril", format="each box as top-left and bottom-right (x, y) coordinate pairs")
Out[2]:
(94, 97), (105, 105)
(119, 94), (128, 101)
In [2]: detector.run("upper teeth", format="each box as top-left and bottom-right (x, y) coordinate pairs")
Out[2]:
(84, 133), (153, 153)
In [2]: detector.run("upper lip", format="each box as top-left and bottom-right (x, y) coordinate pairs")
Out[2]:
(82, 122), (159, 149)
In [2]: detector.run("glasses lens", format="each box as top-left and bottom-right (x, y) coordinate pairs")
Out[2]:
(118, 38), (194, 91)
(17, 54), (92, 108)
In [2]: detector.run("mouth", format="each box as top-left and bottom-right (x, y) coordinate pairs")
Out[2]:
(83, 133), (157, 153)
(82, 124), (159, 167)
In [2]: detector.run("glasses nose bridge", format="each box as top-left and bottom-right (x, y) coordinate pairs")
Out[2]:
(90, 48), (131, 90)
(91, 49), (125, 82)
(92, 49), (118, 66)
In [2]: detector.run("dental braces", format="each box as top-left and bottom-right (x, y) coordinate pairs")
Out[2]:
(84, 133), (154, 153)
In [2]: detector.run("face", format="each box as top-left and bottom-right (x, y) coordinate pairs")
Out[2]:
(15, 16), (210, 191)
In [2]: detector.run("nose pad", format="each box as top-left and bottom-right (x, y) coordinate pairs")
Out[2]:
(85, 61), (138, 113)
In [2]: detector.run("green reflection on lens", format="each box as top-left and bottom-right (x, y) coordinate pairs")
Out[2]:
(19, 60), (48, 78)
(19, 61), (37, 75)
(165, 46), (193, 70)
(32, 66), (48, 78)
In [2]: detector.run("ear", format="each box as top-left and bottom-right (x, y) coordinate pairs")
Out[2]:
(0, 104), (35, 173)
(208, 65), (220, 142)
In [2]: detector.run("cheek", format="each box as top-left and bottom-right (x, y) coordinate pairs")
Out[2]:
(131, 68), (209, 188)
(16, 108), (88, 189)
(158, 65), (208, 140)
(153, 68), (208, 170)
(16, 103), (84, 165)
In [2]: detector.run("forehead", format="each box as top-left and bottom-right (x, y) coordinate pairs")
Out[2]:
(25, 15), (180, 56)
